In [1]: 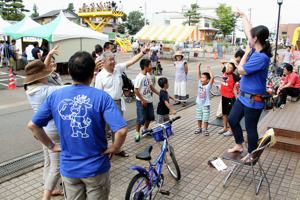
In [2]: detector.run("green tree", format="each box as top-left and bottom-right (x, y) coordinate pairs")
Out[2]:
(67, 3), (75, 12)
(121, 13), (127, 22)
(125, 11), (145, 35)
(183, 3), (201, 26)
(0, 0), (29, 21)
(116, 13), (127, 34)
(31, 4), (39, 18)
(212, 4), (236, 37)
(117, 23), (126, 34)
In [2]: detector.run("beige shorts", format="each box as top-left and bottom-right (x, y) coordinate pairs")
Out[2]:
(62, 172), (110, 200)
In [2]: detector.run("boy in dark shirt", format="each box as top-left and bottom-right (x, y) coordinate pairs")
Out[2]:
(157, 77), (176, 123)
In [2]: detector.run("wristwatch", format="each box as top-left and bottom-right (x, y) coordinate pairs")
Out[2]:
(48, 141), (55, 150)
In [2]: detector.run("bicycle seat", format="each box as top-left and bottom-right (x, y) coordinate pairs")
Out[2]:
(136, 145), (153, 161)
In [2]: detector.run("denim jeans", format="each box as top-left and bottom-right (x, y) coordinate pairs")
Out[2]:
(228, 99), (263, 153)
(136, 100), (155, 125)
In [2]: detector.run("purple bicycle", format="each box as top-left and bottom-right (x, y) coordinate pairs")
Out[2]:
(125, 116), (181, 200)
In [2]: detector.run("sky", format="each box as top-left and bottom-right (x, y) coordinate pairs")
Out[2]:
(23, 0), (300, 30)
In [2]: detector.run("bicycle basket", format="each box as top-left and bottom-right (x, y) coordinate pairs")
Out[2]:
(153, 127), (164, 142)
(152, 123), (173, 142)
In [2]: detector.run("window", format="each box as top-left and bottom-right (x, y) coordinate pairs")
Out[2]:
(204, 22), (210, 28)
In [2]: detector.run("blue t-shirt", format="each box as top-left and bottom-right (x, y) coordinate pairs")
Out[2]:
(239, 50), (270, 109)
(32, 85), (127, 178)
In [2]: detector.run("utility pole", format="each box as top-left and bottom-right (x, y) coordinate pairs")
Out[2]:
(248, 8), (252, 23)
(144, 0), (147, 25)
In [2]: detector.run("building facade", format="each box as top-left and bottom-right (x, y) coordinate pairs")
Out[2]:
(279, 23), (300, 43)
(34, 10), (79, 25)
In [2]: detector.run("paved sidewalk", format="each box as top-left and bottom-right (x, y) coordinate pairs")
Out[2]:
(1, 97), (300, 200)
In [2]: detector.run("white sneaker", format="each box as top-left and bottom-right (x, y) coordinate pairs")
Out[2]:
(141, 128), (151, 137)
(217, 129), (226, 135)
(223, 131), (233, 137)
(279, 104), (285, 109)
(194, 128), (202, 134)
(204, 129), (209, 136)
(135, 132), (141, 142)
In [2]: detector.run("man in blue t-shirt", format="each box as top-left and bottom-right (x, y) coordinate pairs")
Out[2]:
(27, 51), (128, 200)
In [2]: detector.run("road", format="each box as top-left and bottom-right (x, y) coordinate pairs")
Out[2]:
(0, 52), (230, 163)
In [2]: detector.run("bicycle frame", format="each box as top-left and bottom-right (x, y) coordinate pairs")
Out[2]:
(149, 138), (168, 177)
(128, 117), (181, 199)
(130, 129), (170, 197)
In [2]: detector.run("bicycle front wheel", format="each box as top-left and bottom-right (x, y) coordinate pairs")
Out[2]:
(125, 173), (152, 200)
(165, 145), (181, 181)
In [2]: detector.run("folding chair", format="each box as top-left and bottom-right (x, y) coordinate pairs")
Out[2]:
(222, 129), (276, 199)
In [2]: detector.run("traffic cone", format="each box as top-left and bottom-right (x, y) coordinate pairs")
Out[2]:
(214, 52), (218, 60)
(8, 69), (16, 90)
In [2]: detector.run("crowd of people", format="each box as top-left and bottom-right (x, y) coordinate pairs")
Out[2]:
(0, 39), (18, 72)
(80, 1), (123, 12)
(19, 7), (300, 200)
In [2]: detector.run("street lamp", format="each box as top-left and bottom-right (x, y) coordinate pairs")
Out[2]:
(274, 0), (283, 65)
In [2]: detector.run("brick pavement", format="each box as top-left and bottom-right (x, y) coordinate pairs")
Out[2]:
(1, 97), (300, 200)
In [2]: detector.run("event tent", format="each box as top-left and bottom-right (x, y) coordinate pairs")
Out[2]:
(135, 25), (198, 42)
(4, 16), (41, 39)
(0, 16), (11, 35)
(19, 12), (108, 42)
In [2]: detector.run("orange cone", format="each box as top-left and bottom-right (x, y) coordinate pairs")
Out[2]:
(214, 52), (218, 60)
(8, 69), (16, 90)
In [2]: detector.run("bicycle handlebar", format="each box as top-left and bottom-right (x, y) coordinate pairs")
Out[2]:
(142, 116), (181, 135)
(169, 116), (181, 124)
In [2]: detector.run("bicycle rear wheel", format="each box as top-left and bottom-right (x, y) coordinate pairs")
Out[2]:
(210, 75), (221, 96)
(165, 145), (181, 181)
(125, 173), (152, 200)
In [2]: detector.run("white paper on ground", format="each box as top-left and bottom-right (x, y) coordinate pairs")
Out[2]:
(211, 158), (227, 171)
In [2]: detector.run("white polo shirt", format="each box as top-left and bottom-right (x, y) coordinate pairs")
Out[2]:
(95, 63), (126, 100)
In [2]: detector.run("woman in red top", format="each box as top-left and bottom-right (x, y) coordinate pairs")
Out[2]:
(218, 61), (239, 136)
(277, 64), (300, 108)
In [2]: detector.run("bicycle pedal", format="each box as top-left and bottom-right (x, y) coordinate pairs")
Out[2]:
(159, 190), (170, 196)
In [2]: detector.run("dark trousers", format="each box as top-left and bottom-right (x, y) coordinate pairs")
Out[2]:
(228, 99), (263, 153)
(279, 88), (300, 105)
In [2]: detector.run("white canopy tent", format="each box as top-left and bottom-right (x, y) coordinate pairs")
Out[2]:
(18, 12), (109, 63)
(4, 16), (41, 39)
(20, 12), (108, 42)
(134, 25), (198, 42)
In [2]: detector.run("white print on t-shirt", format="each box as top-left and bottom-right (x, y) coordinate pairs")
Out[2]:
(198, 85), (207, 99)
(196, 81), (211, 106)
(58, 95), (92, 138)
(221, 76), (229, 86)
(142, 79), (152, 96)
